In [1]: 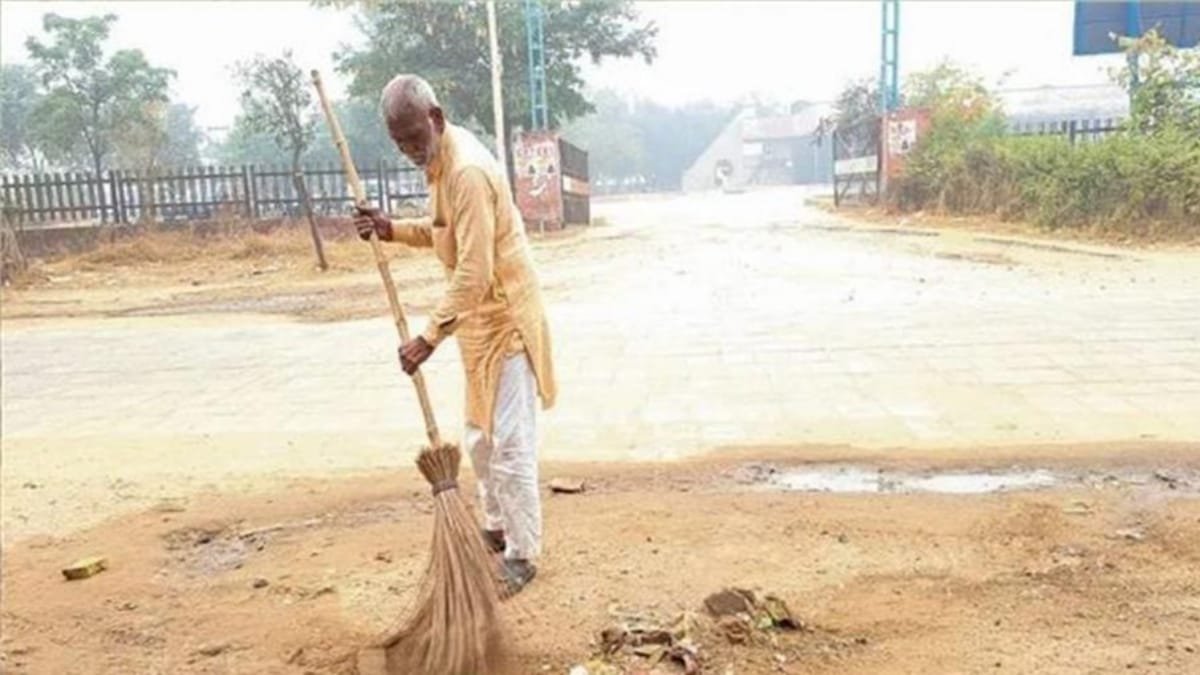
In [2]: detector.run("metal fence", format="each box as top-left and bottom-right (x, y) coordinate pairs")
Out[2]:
(1007, 117), (1124, 144)
(1, 161), (428, 228)
(831, 116), (881, 206)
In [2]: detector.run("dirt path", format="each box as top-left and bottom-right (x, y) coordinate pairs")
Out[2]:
(3, 447), (1198, 674)
(3, 187), (1199, 673)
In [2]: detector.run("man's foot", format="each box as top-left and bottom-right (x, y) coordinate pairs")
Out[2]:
(500, 558), (537, 597)
(481, 529), (506, 554)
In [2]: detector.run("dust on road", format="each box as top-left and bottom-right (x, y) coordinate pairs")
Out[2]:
(2, 188), (1199, 673)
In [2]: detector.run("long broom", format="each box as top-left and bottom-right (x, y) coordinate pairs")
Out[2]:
(310, 70), (507, 675)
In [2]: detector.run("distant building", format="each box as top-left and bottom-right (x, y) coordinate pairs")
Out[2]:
(682, 103), (834, 193)
(682, 84), (1131, 193)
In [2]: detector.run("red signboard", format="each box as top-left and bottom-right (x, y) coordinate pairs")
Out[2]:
(512, 131), (563, 230)
(881, 108), (931, 182)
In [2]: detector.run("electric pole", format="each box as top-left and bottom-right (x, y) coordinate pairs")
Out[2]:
(486, 0), (507, 164)
(524, 0), (549, 130)
(880, 0), (900, 113)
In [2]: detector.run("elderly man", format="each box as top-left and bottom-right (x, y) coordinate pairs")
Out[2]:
(354, 75), (555, 595)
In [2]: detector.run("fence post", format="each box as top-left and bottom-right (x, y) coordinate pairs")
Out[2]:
(832, 132), (840, 208)
(110, 171), (124, 224)
(241, 165), (254, 218)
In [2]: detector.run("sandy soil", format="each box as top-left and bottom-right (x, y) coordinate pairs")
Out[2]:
(3, 191), (1199, 674)
(2, 445), (1199, 675)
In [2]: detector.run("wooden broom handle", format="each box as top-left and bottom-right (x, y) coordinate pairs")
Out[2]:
(311, 69), (442, 448)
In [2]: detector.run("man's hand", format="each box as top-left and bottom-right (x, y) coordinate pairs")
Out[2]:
(353, 205), (392, 242)
(398, 337), (435, 375)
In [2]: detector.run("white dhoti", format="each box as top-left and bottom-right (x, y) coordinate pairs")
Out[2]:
(463, 352), (541, 561)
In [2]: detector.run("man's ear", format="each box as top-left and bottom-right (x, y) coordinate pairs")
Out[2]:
(430, 106), (446, 133)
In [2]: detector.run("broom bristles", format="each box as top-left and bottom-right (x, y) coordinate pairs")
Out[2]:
(383, 442), (509, 675)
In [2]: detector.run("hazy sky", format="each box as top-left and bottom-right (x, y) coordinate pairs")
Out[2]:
(1, 0), (1127, 132)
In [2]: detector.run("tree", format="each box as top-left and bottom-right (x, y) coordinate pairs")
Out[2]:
(216, 114), (290, 166)
(814, 78), (882, 157)
(323, 0), (656, 165)
(0, 64), (44, 171)
(562, 89), (734, 192)
(630, 99), (732, 191)
(25, 13), (174, 177)
(159, 103), (205, 167)
(305, 97), (399, 167)
(1113, 29), (1200, 136)
(233, 50), (327, 270)
(560, 90), (645, 185)
(114, 102), (203, 169)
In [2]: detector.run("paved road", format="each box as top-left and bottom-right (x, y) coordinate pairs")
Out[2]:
(3, 187), (1199, 538)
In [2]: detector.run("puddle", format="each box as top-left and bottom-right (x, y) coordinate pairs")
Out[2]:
(763, 466), (1061, 494)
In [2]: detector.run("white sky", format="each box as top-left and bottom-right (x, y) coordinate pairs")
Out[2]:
(1, 0), (1126, 131)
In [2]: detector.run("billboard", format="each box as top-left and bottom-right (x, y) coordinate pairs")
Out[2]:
(1073, 1), (1200, 55)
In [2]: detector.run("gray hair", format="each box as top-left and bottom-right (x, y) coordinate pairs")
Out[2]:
(380, 74), (440, 120)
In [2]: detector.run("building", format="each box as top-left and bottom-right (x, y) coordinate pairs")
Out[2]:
(682, 102), (834, 192)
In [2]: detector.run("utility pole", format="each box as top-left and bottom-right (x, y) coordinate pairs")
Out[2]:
(486, 0), (507, 165)
(880, 0), (900, 114)
(524, 0), (549, 130)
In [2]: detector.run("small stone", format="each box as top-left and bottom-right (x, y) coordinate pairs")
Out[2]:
(549, 478), (586, 494)
(197, 642), (230, 657)
(704, 588), (755, 617)
(21, 481), (40, 489)
(62, 556), (107, 580)
(375, 551), (393, 563)
(118, 601), (138, 611)
(1113, 528), (1146, 542)
(252, 578), (269, 589)
(837, 534), (849, 544)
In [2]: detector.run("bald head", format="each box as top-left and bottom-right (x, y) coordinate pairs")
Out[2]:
(380, 74), (445, 169)
(380, 74), (440, 122)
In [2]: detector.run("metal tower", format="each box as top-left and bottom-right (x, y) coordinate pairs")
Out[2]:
(524, 0), (549, 130)
(880, 0), (900, 113)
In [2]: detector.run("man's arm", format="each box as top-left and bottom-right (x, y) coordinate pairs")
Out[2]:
(390, 216), (434, 247)
(421, 167), (496, 347)
(353, 207), (433, 247)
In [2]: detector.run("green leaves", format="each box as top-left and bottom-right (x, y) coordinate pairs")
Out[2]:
(1113, 29), (1200, 136)
(1, 64), (44, 169)
(23, 12), (174, 174)
(232, 51), (316, 169)
(330, 0), (656, 142)
(891, 56), (1199, 235)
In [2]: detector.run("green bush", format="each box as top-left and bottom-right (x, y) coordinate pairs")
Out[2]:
(888, 31), (1200, 237)
(893, 126), (1200, 233)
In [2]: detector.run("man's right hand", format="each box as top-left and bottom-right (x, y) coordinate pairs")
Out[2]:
(353, 205), (393, 242)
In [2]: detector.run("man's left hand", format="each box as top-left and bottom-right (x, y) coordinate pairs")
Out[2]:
(398, 337), (435, 375)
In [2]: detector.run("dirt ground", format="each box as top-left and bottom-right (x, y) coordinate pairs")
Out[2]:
(3, 191), (1199, 674)
(0, 218), (604, 324)
(2, 445), (1199, 674)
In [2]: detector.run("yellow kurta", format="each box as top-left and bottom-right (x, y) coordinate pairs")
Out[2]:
(388, 124), (556, 435)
